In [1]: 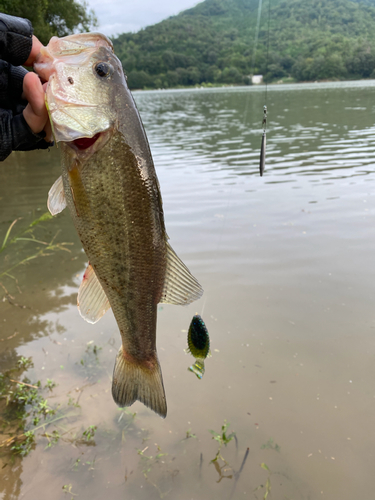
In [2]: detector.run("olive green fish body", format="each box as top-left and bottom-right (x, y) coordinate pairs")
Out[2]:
(36, 33), (203, 418)
(61, 130), (166, 361)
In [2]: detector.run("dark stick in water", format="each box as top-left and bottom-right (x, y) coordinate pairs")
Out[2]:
(199, 452), (203, 479)
(229, 447), (250, 499)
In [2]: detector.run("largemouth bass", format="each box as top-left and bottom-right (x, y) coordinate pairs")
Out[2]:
(35, 33), (203, 418)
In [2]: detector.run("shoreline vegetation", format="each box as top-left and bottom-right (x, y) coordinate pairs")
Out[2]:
(112, 0), (375, 91)
(4, 0), (375, 91)
(132, 76), (375, 92)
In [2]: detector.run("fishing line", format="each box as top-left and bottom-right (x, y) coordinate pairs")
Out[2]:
(200, 0), (272, 318)
(243, 0), (263, 127)
(196, 0), (273, 346)
(264, 0), (272, 108)
(252, 0), (263, 74)
(259, 0), (271, 177)
(199, 187), (232, 319)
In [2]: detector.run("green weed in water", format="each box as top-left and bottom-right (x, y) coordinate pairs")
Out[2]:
(0, 213), (72, 283)
(77, 341), (104, 379)
(45, 379), (57, 391)
(208, 420), (237, 483)
(183, 428), (197, 440)
(71, 456), (96, 472)
(0, 361), (80, 457)
(82, 425), (97, 442)
(86, 341), (102, 356)
(62, 483), (78, 499)
(67, 396), (81, 408)
(137, 444), (173, 498)
(44, 429), (62, 449)
(137, 444), (168, 477)
(261, 437), (280, 452)
(17, 357), (33, 370)
(209, 419), (236, 462)
(117, 408), (137, 442)
(10, 430), (35, 456)
(254, 463), (272, 500)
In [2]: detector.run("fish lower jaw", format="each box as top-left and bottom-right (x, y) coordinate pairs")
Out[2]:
(66, 128), (113, 157)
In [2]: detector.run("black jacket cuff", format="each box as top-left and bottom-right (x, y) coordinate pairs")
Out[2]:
(0, 13), (33, 66)
(12, 113), (51, 151)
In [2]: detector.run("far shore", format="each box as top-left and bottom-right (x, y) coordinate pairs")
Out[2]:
(131, 78), (375, 92)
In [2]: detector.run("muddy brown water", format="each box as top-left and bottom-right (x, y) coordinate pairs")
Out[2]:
(1, 82), (375, 499)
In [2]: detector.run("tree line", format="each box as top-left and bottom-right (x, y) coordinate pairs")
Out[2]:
(3, 0), (375, 89)
(0, 0), (97, 45)
(112, 0), (375, 89)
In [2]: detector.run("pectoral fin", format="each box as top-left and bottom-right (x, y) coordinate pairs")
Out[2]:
(77, 264), (110, 324)
(160, 242), (203, 305)
(47, 176), (67, 215)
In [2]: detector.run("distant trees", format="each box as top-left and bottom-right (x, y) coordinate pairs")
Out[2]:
(5, 0), (375, 89)
(112, 0), (375, 90)
(0, 0), (97, 45)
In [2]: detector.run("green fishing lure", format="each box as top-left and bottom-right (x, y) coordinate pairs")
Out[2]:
(187, 315), (210, 379)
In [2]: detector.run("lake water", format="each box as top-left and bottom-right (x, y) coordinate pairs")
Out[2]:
(1, 81), (375, 499)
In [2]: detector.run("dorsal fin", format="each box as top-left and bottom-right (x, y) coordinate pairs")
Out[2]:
(48, 175), (67, 215)
(160, 242), (203, 305)
(77, 264), (110, 324)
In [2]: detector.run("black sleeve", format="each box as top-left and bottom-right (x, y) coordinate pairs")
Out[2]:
(0, 60), (27, 111)
(0, 109), (51, 162)
(0, 13), (33, 66)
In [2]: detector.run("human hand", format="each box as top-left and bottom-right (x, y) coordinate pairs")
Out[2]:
(22, 72), (52, 141)
(22, 36), (52, 142)
(24, 35), (44, 67)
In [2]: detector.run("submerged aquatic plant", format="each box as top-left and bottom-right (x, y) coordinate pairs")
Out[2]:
(209, 419), (236, 462)
(62, 483), (78, 499)
(82, 425), (97, 442)
(137, 444), (174, 498)
(208, 420), (238, 483)
(254, 463), (272, 500)
(0, 361), (81, 456)
(0, 212), (72, 283)
(261, 437), (280, 452)
(77, 341), (104, 380)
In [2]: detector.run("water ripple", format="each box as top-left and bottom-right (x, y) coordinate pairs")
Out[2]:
(134, 83), (375, 184)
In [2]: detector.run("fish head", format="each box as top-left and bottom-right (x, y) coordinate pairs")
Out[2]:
(35, 33), (126, 146)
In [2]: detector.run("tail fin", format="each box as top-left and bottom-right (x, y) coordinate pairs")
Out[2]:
(112, 346), (167, 418)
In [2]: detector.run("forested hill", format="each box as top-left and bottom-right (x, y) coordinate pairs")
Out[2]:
(112, 0), (375, 89)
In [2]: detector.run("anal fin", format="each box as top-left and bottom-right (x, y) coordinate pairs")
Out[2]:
(77, 263), (110, 324)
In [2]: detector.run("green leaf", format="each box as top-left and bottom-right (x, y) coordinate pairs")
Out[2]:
(29, 212), (53, 227)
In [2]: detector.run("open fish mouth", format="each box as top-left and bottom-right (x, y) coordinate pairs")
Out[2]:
(73, 133), (101, 150)
(68, 129), (113, 154)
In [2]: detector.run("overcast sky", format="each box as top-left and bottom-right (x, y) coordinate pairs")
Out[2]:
(85, 0), (202, 37)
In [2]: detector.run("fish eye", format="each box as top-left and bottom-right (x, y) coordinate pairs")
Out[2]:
(94, 62), (111, 78)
